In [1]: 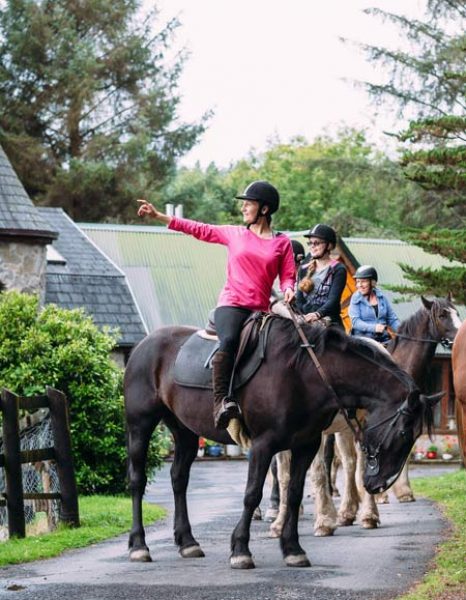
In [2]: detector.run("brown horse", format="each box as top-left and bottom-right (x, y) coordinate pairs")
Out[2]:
(452, 319), (466, 465)
(124, 317), (440, 569)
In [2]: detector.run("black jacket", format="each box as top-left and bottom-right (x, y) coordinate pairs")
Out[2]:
(296, 258), (347, 327)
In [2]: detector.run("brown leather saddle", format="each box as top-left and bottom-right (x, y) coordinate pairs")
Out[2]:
(173, 311), (276, 390)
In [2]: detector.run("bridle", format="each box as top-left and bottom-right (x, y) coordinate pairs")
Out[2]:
(361, 399), (414, 476)
(389, 303), (457, 349)
(284, 302), (414, 469)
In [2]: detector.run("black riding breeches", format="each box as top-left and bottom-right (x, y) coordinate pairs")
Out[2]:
(214, 306), (253, 356)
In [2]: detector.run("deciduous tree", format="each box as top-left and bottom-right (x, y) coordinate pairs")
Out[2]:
(0, 0), (207, 221)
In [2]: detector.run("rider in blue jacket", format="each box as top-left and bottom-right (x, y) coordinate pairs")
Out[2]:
(349, 265), (400, 343)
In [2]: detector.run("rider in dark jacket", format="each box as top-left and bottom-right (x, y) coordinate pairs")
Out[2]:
(295, 224), (347, 328)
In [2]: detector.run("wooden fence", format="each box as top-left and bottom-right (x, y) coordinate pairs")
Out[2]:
(0, 387), (80, 538)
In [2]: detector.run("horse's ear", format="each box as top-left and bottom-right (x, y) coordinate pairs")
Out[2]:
(420, 391), (444, 408)
(421, 296), (433, 310)
(447, 291), (453, 302)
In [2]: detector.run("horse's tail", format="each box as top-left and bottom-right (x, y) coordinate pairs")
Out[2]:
(227, 419), (251, 449)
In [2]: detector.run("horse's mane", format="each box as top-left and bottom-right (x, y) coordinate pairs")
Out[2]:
(272, 316), (416, 391)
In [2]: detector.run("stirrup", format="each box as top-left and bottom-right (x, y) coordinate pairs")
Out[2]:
(214, 398), (241, 429)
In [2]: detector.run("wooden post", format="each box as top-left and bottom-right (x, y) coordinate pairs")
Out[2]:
(1, 389), (26, 538)
(46, 387), (80, 527)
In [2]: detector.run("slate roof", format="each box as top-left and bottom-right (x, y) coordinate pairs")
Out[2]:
(38, 208), (147, 347)
(0, 146), (57, 242)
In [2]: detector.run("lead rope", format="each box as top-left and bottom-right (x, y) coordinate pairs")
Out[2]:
(284, 302), (364, 444)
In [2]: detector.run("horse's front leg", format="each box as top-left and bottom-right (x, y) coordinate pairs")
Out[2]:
(127, 416), (159, 562)
(281, 439), (320, 567)
(355, 443), (380, 529)
(170, 427), (205, 557)
(390, 461), (415, 503)
(334, 429), (359, 527)
(269, 450), (291, 538)
(230, 438), (275, 569)
(310, 436), (338, 536)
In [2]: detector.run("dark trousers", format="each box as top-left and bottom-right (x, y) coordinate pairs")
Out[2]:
(214, 306), (252, 356)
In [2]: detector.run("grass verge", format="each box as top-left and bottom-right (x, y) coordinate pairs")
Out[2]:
(0, 495), (166, 567)
(397, 469), (465, 600)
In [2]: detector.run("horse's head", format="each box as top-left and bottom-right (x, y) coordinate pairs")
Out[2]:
(421, 295), (462, 348)
(362, 390), (443, 494)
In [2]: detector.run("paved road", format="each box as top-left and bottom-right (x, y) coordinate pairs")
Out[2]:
(0, 461), (459, 600)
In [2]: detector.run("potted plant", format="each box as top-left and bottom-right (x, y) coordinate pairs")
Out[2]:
(198, 437), (206, 458)
(204, 439), (223, 457)
(425, 445), (438, 459)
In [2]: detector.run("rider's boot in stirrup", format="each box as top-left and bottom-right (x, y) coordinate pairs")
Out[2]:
(212, 350), (241, 429)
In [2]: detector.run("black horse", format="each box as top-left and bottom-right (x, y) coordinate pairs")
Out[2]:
(124, 316), (440, 568)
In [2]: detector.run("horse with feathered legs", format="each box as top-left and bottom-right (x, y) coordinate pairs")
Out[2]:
(269, 295), (460, 538)
(125, 314), (440, 568)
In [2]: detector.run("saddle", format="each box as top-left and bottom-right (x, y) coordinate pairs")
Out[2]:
(173, 312), (275, 390)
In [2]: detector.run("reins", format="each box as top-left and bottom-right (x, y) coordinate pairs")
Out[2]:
(389, 304), (455, 349)
(284, 302), (415, 473)
(284, 302), (364, 444)
(390, 331), (453, 349)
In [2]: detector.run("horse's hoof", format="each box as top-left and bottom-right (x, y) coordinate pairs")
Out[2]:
(264, 507), (278, 522)
(180, 544), (205, 558)
(337, 516), (355, 527)
(376, 495), (390, 504)
(397, 495), (415, 503)
(129, 548), (152, 562)
(252, 507), (262, 520)
(361, 519), (379, 529)
(314, 526), (335, 537)
(230, 555), (255, 569)
(269, 525), (282, 538)
(284, 553), (311, 568)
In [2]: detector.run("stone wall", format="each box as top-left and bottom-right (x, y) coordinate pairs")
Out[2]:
(0, 240), (47, 302)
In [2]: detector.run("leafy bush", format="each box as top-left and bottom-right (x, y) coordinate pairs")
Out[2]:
(0, 291), (167, 494)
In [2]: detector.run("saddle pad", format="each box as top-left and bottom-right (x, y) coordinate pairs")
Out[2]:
(173, 329), (266, 391)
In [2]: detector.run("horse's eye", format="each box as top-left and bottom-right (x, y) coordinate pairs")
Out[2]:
(400, 430), (407, 438)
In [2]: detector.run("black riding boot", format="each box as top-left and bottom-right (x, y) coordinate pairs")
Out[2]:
(212, 350), (241, 429)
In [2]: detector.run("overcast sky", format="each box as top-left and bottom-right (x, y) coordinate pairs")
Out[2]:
(151, 0), (427, 167)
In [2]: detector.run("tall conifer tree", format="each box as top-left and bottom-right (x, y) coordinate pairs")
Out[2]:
(360, 0), (466, 303)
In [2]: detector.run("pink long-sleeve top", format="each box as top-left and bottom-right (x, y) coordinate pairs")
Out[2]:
(168, 216), (296, 312)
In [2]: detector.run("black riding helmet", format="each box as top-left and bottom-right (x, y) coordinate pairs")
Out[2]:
(354, 265), (378, 281)
(304, 223), (337, 247)
(236, 181), (280, 215)
(291, 240), (305, 263)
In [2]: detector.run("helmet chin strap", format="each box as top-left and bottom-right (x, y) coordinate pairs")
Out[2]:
(248, 202), (268, 226)
(311, 242), (330, 260)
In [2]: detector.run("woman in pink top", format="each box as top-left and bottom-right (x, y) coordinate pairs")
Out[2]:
(137, 181), (296, 429)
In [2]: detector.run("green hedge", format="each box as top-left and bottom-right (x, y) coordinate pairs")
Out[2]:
(0, 291), (166, 494)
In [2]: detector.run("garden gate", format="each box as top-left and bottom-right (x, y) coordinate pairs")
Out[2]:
(0, 387), (79, 538)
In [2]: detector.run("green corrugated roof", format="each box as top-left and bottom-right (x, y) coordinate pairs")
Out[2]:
(81, 224), (227, 331)
(80, 225), (465, 345)
(341, 237), (459, 287)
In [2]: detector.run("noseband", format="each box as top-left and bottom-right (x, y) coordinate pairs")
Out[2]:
(361, 399), (413, 476)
